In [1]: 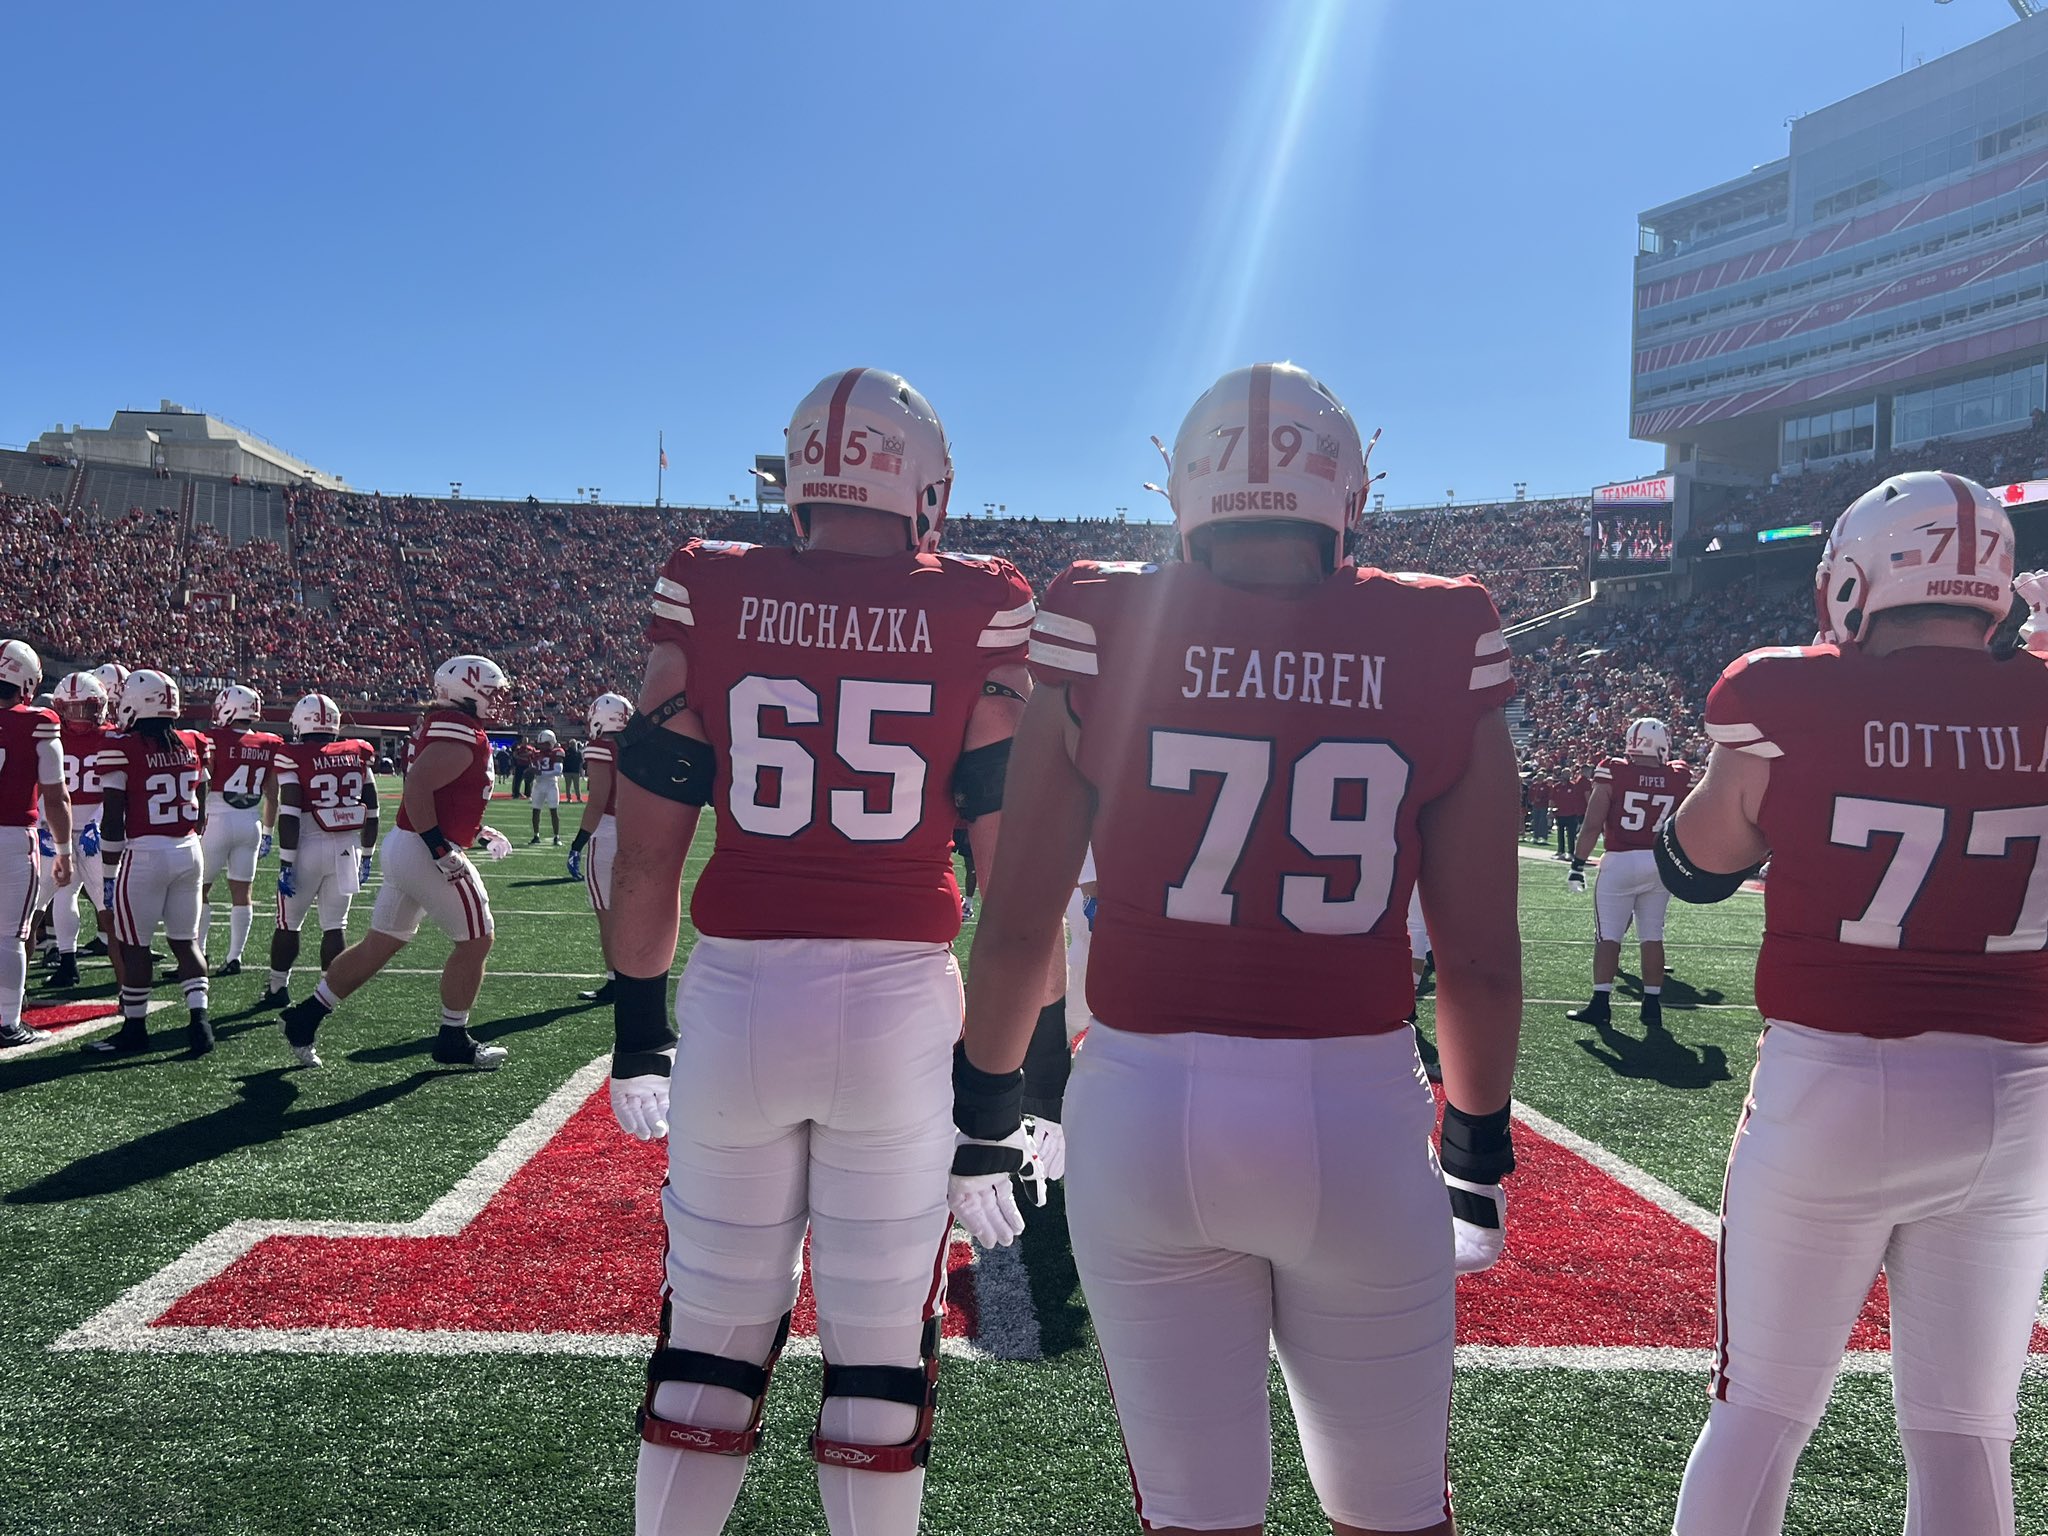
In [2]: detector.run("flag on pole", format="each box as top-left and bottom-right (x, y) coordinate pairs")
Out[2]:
(659, 447), (669, 470)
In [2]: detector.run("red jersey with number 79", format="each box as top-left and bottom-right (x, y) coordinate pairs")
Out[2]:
(642, 539), (1036, 942)
(1592, 758), (1693, 853)
(1029, 559), (1515, 1040)
(1706, 643), (2048, 1042)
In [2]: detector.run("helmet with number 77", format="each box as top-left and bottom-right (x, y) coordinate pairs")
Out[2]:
(432, 654), (513, 723)
(213, 683), (263, 727)
(1624, 717), (1671, 763)
(0, 639), (41, 696)
(1166, 362), (1371, 571)
(290, 692), (345, 740)
(53, 671), (108, 725)
(784, 368), (952, 551)
(587, 692), (633, 738)
(117, 669), (181, 729)
(1815, 471), (2015, 646)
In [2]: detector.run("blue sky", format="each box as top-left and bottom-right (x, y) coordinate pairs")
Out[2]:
(0, 0), (2024, 518)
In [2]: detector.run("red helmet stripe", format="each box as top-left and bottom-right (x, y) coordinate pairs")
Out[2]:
(1247, 363), (1273, 486)
(1942, 471), (1978, 576)
(822, 368), (866, 479)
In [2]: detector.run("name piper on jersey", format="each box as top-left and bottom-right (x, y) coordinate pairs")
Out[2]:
(1865, 720), (2048, 772)
(737, 596), (934, 653)
(1182, 645), (1385, 709)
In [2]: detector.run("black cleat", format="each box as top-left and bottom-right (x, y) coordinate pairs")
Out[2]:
(85, 1026), (151, 1055)
(1, 1021), (40, 1049)
(217, 958), (242, 977)
(48, 955), (80, 989)
(1641, 995), (1664, 1031)
(255, 985), (291, 1011)
(187, 1014), (215, 1056)
(577, 979), (616, 1004)
(431, 1032), (508, 1070)
(1565, 996), (1612, 1026)
(82, 936), (110, 957)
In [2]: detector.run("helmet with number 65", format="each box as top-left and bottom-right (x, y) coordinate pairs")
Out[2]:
(117, 669), (181, 729)
(1624, 717), (1671, 763)
(290, 692), (345, 740)
(433, 654), (513, 723)
(587, 692), (633, 739)
(1815, 471), (2014, 646)
(53, 671), (108, 725)
(0, 638), (41, 696)
(213, 683), (263, 727)
(1166, 362), (1371, 571)
(784, 368), (952, 552)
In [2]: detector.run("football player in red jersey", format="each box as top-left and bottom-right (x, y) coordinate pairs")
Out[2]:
(1659, 472), (2048, 1536)
(565, 692), (630, 1004)
(954, 364), (1523, 1536)
(607, 368), (1035, 1536)
(279, 656), (511, 1070)
(1565, 719), (1694, 1031)
(259, 693), (380, 1010)
(44, 670), (117, 990)
(0, 641), (72, 1048)
(90, 669), (215, 1056)
(198, 683), (282, 976)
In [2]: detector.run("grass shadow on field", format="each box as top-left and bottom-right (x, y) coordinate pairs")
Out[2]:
(506, 876), (581, 889)
(5, 1068), (435, 1205)
(342, 1001), (591, 1064)
(1575, 1013), (1732, 1091)
(1606, 969), (1727, 1008)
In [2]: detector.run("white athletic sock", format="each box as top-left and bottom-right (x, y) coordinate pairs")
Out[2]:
(312, 979), (341, 1013)
(182, 977), (210, 1014)
(119, 985), (151, 1023)
(1644, 985), (1662, 996)
(269, 968), (290, 992)
(440, 1007), (470, 1032)
(228, 905), (252, 963)
(53, 883), (81, 952)
(1594, 982), (1614, 994)
(199, 903), (214, 958)
(0, 939), (26, 1028)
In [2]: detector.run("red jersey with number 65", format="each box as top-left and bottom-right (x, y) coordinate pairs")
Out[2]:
(1030, 560), (1515, 1040)
(0, 704), (63, 828)
(1592, 758), (1693, 853)
(98, 729), (211, 840)
(644, 540), (1036, 942)
(1707, 643), (2048, 1042)
(396, 708), (494, 847)
(205, 726), (284, 808)
(275, 738), (377, 834)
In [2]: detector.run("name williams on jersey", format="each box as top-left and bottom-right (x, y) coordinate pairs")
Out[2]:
(737, 596), (935, 654)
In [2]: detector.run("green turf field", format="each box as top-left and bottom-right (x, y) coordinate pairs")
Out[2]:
(3, 789), (2044, 1534)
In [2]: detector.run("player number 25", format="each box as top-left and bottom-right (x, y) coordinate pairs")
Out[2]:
(728, 676), (934, 843)
(145, 770), (201, 826)
(1150, 730), (1408, 934)
(1830, 795), (2048, 952)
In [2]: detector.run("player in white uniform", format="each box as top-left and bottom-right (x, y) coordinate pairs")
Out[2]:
(528, 728), (563, 845)
(198, 684), (281, 975)
(260, 693), (380, 1009)
(566, 693), (630, 1004)
(1, 641), (72, 1048)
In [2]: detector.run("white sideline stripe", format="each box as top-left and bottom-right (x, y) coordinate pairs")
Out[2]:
(9, 1000), (176, 1057)
(1513, 1100), (1718, 1238)
(51, 1053), (1041, 1363)
(1523, 997), (1758, 1012)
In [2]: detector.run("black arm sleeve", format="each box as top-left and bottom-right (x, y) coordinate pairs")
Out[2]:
(617, 717), (716, 807)
(1654, 815), (1756, 905)
(951, 738), (1013, 822)
(1021, 997), (1071, 1121)
(612, 972), (678, 1077)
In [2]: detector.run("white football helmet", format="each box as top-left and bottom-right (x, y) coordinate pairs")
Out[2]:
(587, 692), (633, 738)
(213, 683), (263, 728)
(784, 368), (952, 551)
(290, 692), (344, 739)
(92, 662), (130, 699)
(1166, 362), (1370, 568)
(53, 671), (109, 725)
(1816, 471), (2014, 646)
(432, 654), (513, 723)
(535, 728), (558, 748)
(1624, 717), (1671, 763)
(2015, 570), (2048, 657)
(117, 669), (181, 729)
(0, 639), (41, 695)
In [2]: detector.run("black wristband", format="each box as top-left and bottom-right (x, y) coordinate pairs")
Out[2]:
(612, 971), (677, 1062)
(419, 824), (452, 859)
(1021, 998), (1071, 1120)
(952, 1040), (1025, 1142)
(1441, 1102), (1516, 1184)
(613, 1050), (672, 1080)
(1569, 858), (1586, 873)
(569, 828), (591, 855)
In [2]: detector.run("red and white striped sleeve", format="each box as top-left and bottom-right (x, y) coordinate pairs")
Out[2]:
(96, 736), (128, 791)
(1027, 564), (1104, 687)
(975, 560), (1038, 663)
(1705, 649), (1802, 760)
(424, 712), (482, 748)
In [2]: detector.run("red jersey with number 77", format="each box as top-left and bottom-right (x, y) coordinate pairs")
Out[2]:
(1029, 559), (1515, 1040)
(1706, 643), (2048, 1042)
(1592, 758), (1693, 853)
(642, 539), (1036, 942)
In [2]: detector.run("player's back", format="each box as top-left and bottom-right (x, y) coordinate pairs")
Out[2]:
(1030, 559), (1514, 1038)
(0, 704), (61, 826)
(101, 729), (209, 839)
(1708, 643), (2048, 1040)
(396, 709), (492, 845)
(206, 727), (282, 807)
(60, 721), (113, 809)
(1596, 757), (1692, 852)
(277, 738), (376, 833)
(645, 539), (1034, 942)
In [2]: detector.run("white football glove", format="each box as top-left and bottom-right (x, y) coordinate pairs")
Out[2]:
(610, 1052), (674, 1141)
(1446, 1176), (1507, 1274)
(1023, 1115), (1065, 1183)
(479, 826), (513, 861)
(949, 1127), (1032, 1248)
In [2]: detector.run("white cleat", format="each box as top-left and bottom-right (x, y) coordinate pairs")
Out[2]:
(291, 1042), (323, 1068)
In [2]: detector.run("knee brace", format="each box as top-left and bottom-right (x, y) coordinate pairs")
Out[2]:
(637, 1305), (791, 1458)
(811, 1315), (941, 1474)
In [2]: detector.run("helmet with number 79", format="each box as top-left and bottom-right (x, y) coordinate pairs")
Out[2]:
(1166, 362), (1371, 571)
(1624, 717), (1671, 763)
(433, 654), (513, 723)
(784, 368), (952, 552)
(213, 683), (263, 727)
(53, 671), (108, 725)
(0, 639), (41, 696)
(117, 669), (181, 729)
(587, 692), (633, 739)
(290, 692), (344, 740)
(1815, 471), (2015, 646)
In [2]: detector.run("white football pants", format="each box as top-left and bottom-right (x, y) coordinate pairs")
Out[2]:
(112, 835), (203, 947)
(1065, 1020), (1455, 1532)
(1593, 846), (1669, 943)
